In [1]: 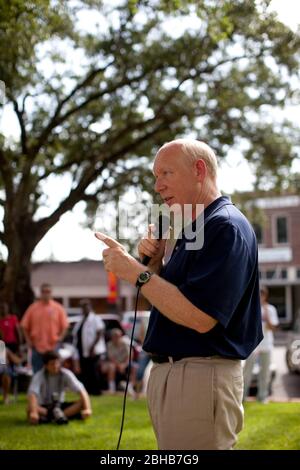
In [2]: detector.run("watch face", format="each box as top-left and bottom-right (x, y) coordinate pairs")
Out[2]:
(136, 271), (152, 288)
(140, 272), (150, 282)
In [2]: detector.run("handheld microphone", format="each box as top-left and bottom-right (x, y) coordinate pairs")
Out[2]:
(142, 213), (169, 266)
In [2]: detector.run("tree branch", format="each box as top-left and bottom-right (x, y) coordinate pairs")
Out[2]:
(38, 159), (80, 181)
(31, 61), (114, 155)
(85, 165), (151, 200)
(33, 113), (180, 244)
(196, 50), (272, 77)
(54, 68), (152, 124)
(38, 70), (192, 186)
(32, 42), (265, 160)
(0, 150), (14, 203)
(23, 51), (262, 212)
(21, 93), (32, 114)
(9, 96), (28, 155)
(33, 160), (107, 243)
(32, 64), (162, 156)
(53, 62), (115, 118)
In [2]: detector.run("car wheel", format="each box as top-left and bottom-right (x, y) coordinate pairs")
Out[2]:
(286, 349), (300, 374)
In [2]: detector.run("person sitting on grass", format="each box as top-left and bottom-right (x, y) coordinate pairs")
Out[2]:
(27, 350), (92, 425)
(101, 328), (137, 396)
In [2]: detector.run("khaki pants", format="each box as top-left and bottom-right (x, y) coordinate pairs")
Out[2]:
(147, 356), (244, 450)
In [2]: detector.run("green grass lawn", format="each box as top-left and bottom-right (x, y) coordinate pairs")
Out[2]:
(0, 394), (156, 450)
(0, 395), (300, 450)
(237, 402), (300, 450)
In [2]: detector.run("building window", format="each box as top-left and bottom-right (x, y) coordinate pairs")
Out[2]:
(280, 269), (287, 279)
(268, 286), (287, 321)
(266, 270), (276, 279)
(253, 223), (263, 244)
(276, 216), (288, 244)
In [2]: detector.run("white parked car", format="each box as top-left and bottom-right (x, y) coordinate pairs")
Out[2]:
(121, 310), (150, 342)
(285, 317), (300, 374)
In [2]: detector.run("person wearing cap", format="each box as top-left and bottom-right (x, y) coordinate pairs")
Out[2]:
(27, 350), (92, 425)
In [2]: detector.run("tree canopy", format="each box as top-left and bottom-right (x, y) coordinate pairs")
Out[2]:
(0, 0), (300, 312)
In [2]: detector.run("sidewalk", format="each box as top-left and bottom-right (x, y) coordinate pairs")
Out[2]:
(245, 396), (300, 403)
(270, 345), (300, 401)
(274, 329), (290, 346)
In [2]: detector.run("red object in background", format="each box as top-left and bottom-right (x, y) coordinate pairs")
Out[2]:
(107, 272), (118, 304)
(0, 314), (19, 344)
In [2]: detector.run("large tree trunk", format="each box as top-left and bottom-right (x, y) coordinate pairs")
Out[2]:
(0, 227), (35, 317)
(0, 261), (34, 317)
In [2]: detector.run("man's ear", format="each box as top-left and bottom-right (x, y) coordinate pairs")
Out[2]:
(195, 159), (206, 180)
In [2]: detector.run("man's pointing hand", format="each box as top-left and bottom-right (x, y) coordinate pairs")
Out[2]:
(95, 232), (123, 248)
(94, 232), (143, 285)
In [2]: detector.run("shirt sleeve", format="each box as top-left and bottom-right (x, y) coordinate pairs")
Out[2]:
(27, 372), (42, 397)
(96, 316), (105, 332)
(121, 340), (130, 362)
(267, 305), (279, 326)
(20, 307), (32, 331)
(178, 222), (255, 329)
(58, 305), (69, 331)
(62, 368), (84, 394)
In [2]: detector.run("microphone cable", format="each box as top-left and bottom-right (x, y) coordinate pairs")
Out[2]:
(116, 213), (167, 450)
(116, 285), (141, 450)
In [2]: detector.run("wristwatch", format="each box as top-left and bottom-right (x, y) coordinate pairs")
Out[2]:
(135, 270), (153, 288)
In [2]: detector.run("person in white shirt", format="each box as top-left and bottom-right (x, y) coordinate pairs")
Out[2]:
(73, 299), (106, 395)
(243, 286), (279, 403)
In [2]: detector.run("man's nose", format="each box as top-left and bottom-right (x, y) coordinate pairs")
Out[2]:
(154, 178), (165, 194)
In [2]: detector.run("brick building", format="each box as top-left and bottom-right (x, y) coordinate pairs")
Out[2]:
(249, 194), (300, 326)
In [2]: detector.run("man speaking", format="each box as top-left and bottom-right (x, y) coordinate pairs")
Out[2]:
(95, 138), (262, 450)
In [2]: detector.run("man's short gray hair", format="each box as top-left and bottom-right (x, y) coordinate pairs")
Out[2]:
(180, 139), (218, 179)
(159, 139), (218, 179)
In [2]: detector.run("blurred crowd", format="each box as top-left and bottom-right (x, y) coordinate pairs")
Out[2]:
(0, 282), (150, 425)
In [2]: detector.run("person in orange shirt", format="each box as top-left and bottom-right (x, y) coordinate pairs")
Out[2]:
(21, 283), (69, 373)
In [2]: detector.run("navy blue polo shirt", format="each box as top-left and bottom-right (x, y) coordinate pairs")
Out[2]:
(143, 196), (263, 359)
